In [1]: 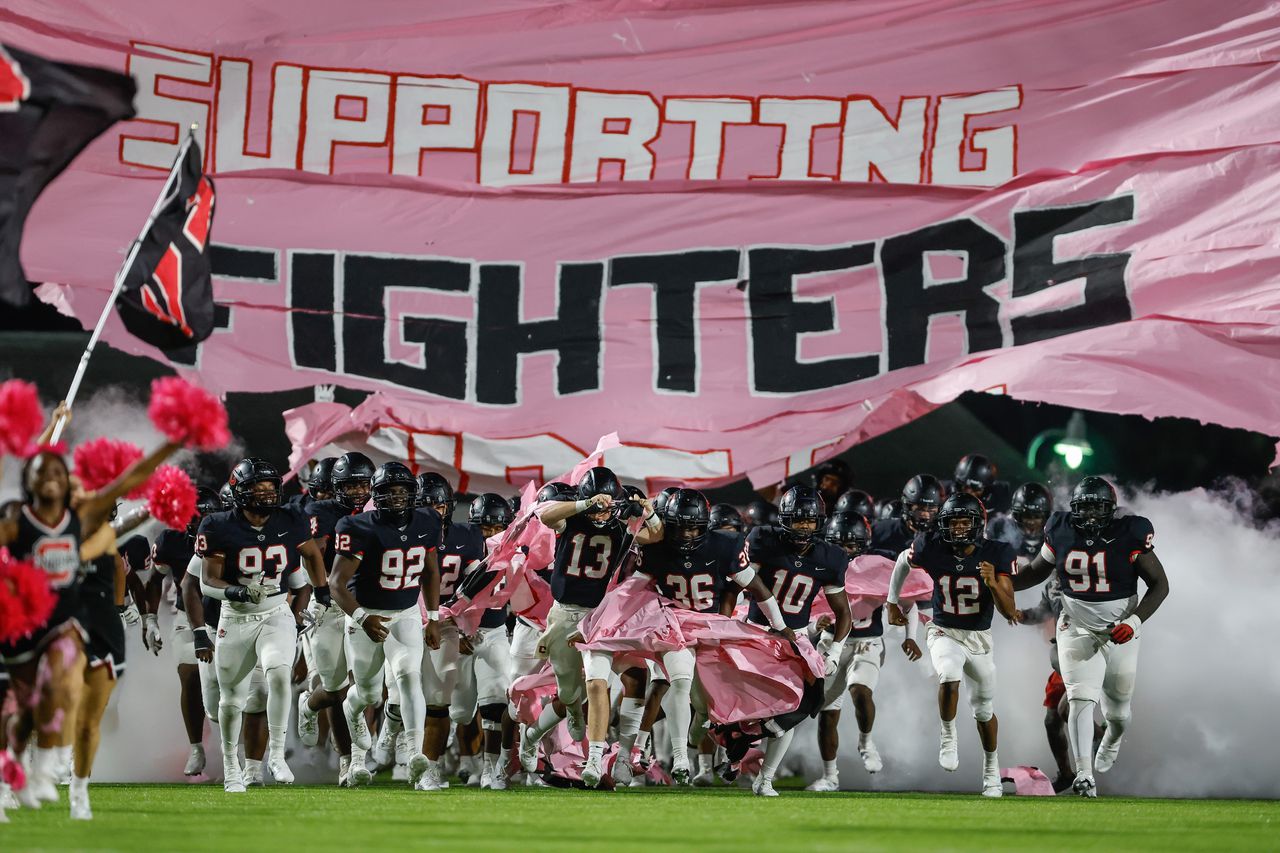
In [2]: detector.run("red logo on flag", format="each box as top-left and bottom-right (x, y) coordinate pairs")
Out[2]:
(140, 176), (215, 338)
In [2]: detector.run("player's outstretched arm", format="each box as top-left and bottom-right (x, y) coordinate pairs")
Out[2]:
(886, 550), (911, 625)
(1132, 550), (1170, 624)
(1013, 553), (1054, 591)
(987, 571), (1020, 622)
(538, 495), (609, 528)
(824, 588), (852, 643)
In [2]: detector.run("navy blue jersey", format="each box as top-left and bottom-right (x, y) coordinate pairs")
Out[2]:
(468, 522), (509, 630)
(307, 498), (358, 568)
(637, 530), (743, 613)
(152, 529), (195, 612)
(1043, 511), (1153, 603)
(196, 506), (312, 596)
(743, 526), (847, 630)
(335, 510), (442, 610)
(286, 493), (312, 514)
(550, 515), (631, 608)
(871, 517), (915, 555)
(94, 535), (150, 600)
(437, 519), (484, 606)
(907, 532), (1015, 631)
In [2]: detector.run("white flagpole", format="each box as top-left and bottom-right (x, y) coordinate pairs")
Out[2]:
(49, 124), (200, 444)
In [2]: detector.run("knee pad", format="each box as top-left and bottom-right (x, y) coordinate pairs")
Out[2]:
(972, 701), (994, 723)
(425, 706), (450, 719)
(479, 703), (504, 731)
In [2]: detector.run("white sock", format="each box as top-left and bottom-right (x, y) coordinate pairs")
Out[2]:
(32, 746), (56, 780)
(698, 753), (713, 774)
(218, 704), (243, 766)
(55, 745), (73, 773)
(498, 748), (510, 773)
(588, 741), (606, 763)
(635, 730), (652, 754)
(405, 729), (423, 756)
(941, 719), (957, 740)
(244, 758), (262, 774)
(618, 698), (645, 754)
(761, 729), (795, 781)
(268, 726), (286, 759)
(823, 759), (839, 781)
(983, 749), (999, 773)
(425, 756), (439, 771)
(529, 704), (564, 741)
(70, 775), (89, 797)
(663, 678), (693, 767)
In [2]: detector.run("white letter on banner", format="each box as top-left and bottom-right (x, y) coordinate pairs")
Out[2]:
(122, 45), (211, 170)
(479, 83), (570, 187)
(930, 87), (1021, 187)
(300, 70), (391, 174)
(214, 60), (303, 172)
(603, 445), (732, 484)
(568, 90), (660, 182)
(460, 434), (591, 482)
(392, 76), (479, 176)
(663, 97), (753, 180)
(840, 96), (928, 183)
(758, 98), (842, 180)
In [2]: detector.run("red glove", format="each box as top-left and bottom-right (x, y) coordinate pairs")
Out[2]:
(1109, 622), (1135, 644)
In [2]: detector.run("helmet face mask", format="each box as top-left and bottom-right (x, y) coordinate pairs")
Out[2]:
(229, 458), (283, 513)
(469, 493), (514, 538)
(417, 473), (456, 521)
(778, 486), (825, 548)
(576, 467), (626, 530)
(901, 474), (943, 533)
(664, 489), (710, 553)
(936, 493), (986, 550)
(823, 511), (870, 558)
(371, 463), (418, 524)
(1069, 476), (1117, 537)
(332, 452), (376, 510)
(1011, 482), (1052, 543)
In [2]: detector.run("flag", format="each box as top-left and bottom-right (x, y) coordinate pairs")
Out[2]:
(0, 44), (135, 307)
(115, 136), (217, 350)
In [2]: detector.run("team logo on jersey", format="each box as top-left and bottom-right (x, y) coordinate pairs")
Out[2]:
(794, 560), (802, 568)
(257, 534), (265, 541)
(400, 535), (407, 542)
(684, 561), (692, 569)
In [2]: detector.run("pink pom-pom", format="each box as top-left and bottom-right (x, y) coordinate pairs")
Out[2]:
(73, 437), (144, 495)
(0, 380), (45, 457)
(0, 548), (58, 644)
(147, 465), (198, 530)
(147, 377), (230, 451)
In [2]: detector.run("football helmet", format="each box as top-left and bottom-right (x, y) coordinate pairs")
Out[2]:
(1069, 476), (1117, 537)
(777, 486), (825, 547)
(936, 493), (987, 549)
(371, 462), (418, 524)
(823, 511), (871, 557)
(901, 474), (944, 531)
(332, 452), (375, 510)
(663, 488), (710, 553)
(708, 503), (744, 532)
(227, 458), (282, 512)
(833, 489), (875, 519)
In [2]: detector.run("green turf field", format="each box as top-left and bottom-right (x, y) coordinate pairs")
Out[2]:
(3, 782), (1276, 852)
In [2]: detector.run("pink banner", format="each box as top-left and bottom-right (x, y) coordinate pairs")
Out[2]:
(8, 1), (1280, 486)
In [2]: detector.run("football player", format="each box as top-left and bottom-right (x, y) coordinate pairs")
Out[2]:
(873, 474), (942, 661)
(0, 441), (176, 814)
(331, 463), (442, 790)
(286, 456), (337, 513)
(520, 467), (663, 788)
(453, 493), (517, 789)
(298, 452), (375, 786)
(197, 458), (330, 792)
(416, 472), (483, 790)
(833, 489), (875, 520)
(1012, 476), (1170, 798)
(887, 493), (1019, 797)
(743, 498), (779, 530)
(806, 511), (887, 791)
(740, 486), (851, 797)
(153, 486), (224, 777)
(634, 489), (788, 784)
(708, 503), (744, 533)
(809, 458), (851, 507)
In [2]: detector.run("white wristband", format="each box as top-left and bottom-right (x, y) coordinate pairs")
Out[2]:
(574, 499), (590, 514)
(760, 596), (787, 631)
(352, 607), (369, 626)
(426, 610), (440, 622)
(644, 511), (661, 531)
(827, 639), (845, 660)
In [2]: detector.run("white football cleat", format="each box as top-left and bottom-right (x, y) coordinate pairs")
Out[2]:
(489, 765), (508, 790)
(183, 745), (206, 777)
(939, 734), (959, 772)
(806, 777), (839, 792)
(223, 763), (246, 794)
(297, 693), (320, 748)
(1095, 736), (1122, 774)
(337, 755), (351, 787)
(268, 755), (294, 785)
(394, 731), (412, 766)
(859, 740), (883, 773)
(522, 771), (549, 787)
(347, 749), (373, 787)
(414, 762), (443, 792)
(407, 754), (429, 789)
(243, 762), (265, 787)
(518, 726), (541, 774)
(752, 775), (779, 797)
(565, 706), (586, 742)
(580, 755), (603, 789)
(982, 771), (1003, 798)
(466, 767), (482, 787)
(371, 724), (396, 769)
(480, 766), (495, 790)
(1073, 773), (1098, 798)
(69, 787), (92, 820)
(691, 769), (716, 787)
